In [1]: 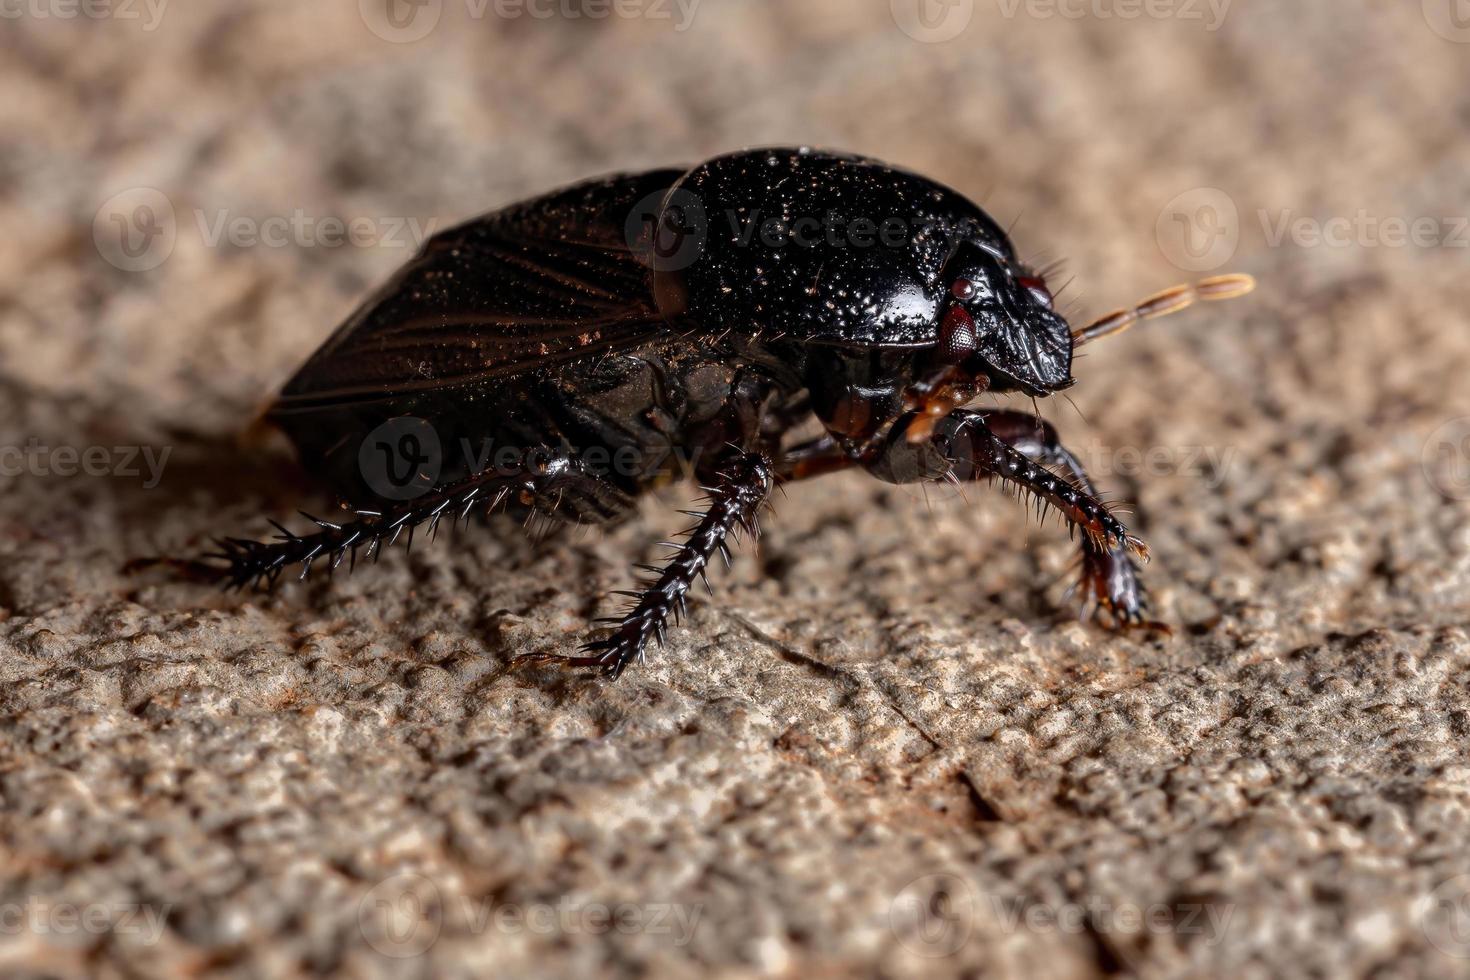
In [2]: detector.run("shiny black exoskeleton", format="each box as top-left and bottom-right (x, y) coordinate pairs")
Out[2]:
(211, 147), (1171, 678)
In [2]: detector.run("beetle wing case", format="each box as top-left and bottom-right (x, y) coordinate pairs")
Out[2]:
(270, 168), (687, 416)
(264, 169), (696, 502)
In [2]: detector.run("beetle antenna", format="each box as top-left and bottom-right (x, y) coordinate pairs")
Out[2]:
(1072, 273), (1255, 346)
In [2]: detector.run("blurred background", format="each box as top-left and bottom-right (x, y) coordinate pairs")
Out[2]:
(2, 2), (1469, 977)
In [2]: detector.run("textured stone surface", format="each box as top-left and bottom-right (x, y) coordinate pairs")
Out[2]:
(2, 2), (1470, 977)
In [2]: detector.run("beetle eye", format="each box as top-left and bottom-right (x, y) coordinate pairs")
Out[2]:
(1017, 275), (1053, 311)
(937, 304), (977, 364)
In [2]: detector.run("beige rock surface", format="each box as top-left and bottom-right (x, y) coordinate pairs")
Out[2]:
(2, 2), (1470, 976)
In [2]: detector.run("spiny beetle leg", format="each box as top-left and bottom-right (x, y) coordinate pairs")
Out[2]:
(926, 409), (1148, 561)
(866, 408), (1155, 628)
(781, 412), (1159, 632)
(982, 410), (1163, 631)
(199, 450), (636, 591)
(556, 451), (774, 679)
(203, 469), (526, 590)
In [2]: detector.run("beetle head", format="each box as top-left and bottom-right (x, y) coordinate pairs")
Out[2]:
(932, 241), (1075, 396)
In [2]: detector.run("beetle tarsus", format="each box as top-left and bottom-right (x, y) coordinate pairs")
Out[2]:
(1073, 543), (1165, 631)
(554, 452), (774, 679)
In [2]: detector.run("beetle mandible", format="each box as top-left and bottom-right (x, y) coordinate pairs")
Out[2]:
(204, 147), (1254, 678)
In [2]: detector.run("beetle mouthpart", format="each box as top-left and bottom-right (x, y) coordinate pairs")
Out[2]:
(1072, 273), (1256, 347)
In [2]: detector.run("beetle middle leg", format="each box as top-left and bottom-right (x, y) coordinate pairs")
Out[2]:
(547, 450), (774, 679)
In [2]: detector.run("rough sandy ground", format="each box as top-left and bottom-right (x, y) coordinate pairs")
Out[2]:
(2, 2), (1470, 977)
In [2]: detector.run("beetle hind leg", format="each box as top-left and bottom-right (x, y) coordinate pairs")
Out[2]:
(200, 453), (624, 590)
(207, 472), (524, 590)
(525, 452), (774, 679)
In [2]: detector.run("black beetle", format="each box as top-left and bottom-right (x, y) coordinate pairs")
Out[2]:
(203, 147), (1253, 678)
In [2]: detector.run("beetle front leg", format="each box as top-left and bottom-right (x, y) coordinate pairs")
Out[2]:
(774, 433), (856, 481)
(981, 410), (1156, 629)
(867, 409), (1155, 627)
(559, 451), (774, 679)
